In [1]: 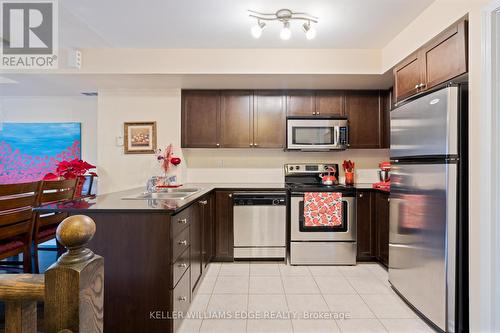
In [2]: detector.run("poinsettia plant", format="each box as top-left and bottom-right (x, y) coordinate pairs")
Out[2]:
(43, 159), (97, 180)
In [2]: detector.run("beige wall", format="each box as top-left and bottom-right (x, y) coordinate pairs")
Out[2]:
(381, 0), (476, 71)
(97, 89), (185, 194)
(0, 96), (98, 164)
(185, 149), (388, 183)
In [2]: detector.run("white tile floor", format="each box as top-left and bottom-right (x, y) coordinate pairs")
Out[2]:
(178, 262), (437, 333)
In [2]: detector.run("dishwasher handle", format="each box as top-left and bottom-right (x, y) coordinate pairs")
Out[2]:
(233, 193), (286, 206)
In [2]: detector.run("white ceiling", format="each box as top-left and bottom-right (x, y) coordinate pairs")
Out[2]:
(60, 0), (435, 49)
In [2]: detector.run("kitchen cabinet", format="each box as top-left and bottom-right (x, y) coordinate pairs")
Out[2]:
(345, 91), (383, 149)
(421, 19), (467, 90)
(200, 193), (214, 268)
(356, 190), (376, 261)
(182, 89), (390, 150)
(190, 201), (202, 292)
(220, 90), (253, 148)
(315, 91), (345, 116)
(394, 17), (467, 102)
(286, 91), (315, 116)
(253, 91), (286, 148)
(214, 191), (234, 261)
(375, 192), (390, 267)
(287, 90), (344, 117)
(356, 189), (391, 266)
(394, 52), (422, 103)
(381, 88), (392, 149)
(182, 90), (220, 148)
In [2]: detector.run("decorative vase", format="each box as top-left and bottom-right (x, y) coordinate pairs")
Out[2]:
(345, 171), (355, 186)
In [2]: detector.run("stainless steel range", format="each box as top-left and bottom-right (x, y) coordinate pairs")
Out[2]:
(285, 163), (357, 265)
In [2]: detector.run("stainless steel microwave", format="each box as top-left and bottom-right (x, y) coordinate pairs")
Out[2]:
(286, 117), (349, 151)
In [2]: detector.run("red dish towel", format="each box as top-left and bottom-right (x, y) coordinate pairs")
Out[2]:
(304, 192), (343, 227)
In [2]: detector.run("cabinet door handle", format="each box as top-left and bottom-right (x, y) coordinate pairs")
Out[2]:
(178, 296), (187, 302)
(216, 143), (220, 147)
(419, 83), (426, 88)
(178, 263), (187, 268)
(178, 218), (188, 224)
(199, 200), (208, 205)
(359, 193), (363, 198)
(415, 84), (419, 89)
(229, 194), (232, 198)
(312, 111), (317, 115)
(388, 198), (391, 202)
(178, 240), (187, 246)
(254, 143), (258, 147)
(249, 143), (253, 147)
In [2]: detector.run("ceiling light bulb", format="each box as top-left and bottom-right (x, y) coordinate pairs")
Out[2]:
(303, 22), (317, 40)
(251, 21), (266, 39)
(280, 21), (291, 40)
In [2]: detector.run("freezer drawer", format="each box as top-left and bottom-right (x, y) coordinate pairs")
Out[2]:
(389, 162), (457, 332)
(390, 86), (458, 158)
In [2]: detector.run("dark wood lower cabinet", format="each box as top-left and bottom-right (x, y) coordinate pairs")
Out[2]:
(214, 191), (234, 261)
(201, 194), (215, 268)
(375, 192), (390, 267)
(356, 190), (390, 266)
(190, 201), (202, 292)
(356, 190), (376, 261)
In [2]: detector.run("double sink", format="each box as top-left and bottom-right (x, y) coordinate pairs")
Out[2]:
(123, 188), (201, 201)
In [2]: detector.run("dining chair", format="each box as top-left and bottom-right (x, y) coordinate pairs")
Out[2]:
(33, 178), (77, 273)
(0, 181), (42, 273)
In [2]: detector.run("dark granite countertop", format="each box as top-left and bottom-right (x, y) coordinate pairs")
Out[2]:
(35, 183), (286, 214)
(35, 182), (389, 214)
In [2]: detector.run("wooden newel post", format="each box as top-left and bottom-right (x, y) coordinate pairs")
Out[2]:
(44, 215), (104, 333)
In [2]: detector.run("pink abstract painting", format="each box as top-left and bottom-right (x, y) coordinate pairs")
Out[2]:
(0, 123), (81, 184)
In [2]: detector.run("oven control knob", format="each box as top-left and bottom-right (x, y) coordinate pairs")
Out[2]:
(295, 165), (300, 170)
(289, 166), (294, 170)
(324, 165), (329, 170)
(272, 199), (281, 205)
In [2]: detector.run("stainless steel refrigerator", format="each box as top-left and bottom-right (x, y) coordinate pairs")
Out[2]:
(389, 85), (468, 333)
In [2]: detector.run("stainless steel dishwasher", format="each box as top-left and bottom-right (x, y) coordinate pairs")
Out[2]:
(233, 192), (287, 259)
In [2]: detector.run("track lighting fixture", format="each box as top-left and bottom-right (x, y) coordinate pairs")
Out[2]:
(248, 9), (318, 40)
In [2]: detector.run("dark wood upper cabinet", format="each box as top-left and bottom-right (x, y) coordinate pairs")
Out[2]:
(315, 91), (345, 116)
(345, 91), (382, 149)
(253, 91), (286, 148)
(422, 19), (467, 90)
(286, 91), (315, 116)
(394, 52), (422, 102)
(381, 89), (392, 149)
(182, 90), (220, 148)
(394, 16), (468, 103)
(220, 91), (253, 148)
(214, 191), (234, 261)
(182, 89), (390, 150)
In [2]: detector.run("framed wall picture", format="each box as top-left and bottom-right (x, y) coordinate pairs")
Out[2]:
(124, 122), (157, 154)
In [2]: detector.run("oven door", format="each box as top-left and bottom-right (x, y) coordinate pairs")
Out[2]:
(287, 118), (348, 150)
(290, 194), (356, 241)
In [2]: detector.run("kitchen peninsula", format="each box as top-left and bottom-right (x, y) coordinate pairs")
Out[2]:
(36, 182), (389, 333)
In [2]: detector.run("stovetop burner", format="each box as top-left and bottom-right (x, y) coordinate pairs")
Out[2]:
(284, 163), (356, 195)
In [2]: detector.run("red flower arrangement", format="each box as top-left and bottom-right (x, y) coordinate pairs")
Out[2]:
(43, 159), (97, 198)
(43, 159), (97, 180)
